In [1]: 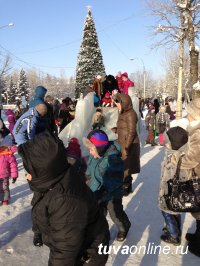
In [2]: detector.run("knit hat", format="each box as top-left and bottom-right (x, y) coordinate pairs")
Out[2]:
(122, 72), (128, 78)
(166, 126), (188, 150)
(83, 129), (109, 157)
(186, 98), (200, 120)
(66, 138), (81, 159)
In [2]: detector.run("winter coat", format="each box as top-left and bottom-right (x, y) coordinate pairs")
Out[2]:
(86, 142), (124, 201)
(18, 131), (109, 266)
(0, 147), (18, 179)
(102, 75), (118, 95)
(115, 75), (123, 91)
(122, 79), (134, 95)
(173, 122), (200, 177)
(158, 146), (192, 214)
(145, 112), (156, 131)
(115, 93), (140, 177)
(29, 86), (47, 108)
(93, 79), (103, 98)
(5, 109), (16, 133)
(13, 108), (47, 145)
(156, 112), (170, 133)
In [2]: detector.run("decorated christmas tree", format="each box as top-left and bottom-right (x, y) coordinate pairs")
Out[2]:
(75, 6), (105, 98)
(17, 69), (30, 101)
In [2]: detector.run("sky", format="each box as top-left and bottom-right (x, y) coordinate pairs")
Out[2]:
(0, 0), (169, 78)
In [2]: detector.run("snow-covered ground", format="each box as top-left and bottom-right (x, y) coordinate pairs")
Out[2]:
(0, 113), (199, 266)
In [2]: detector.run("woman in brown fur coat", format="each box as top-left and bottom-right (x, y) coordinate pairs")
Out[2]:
(113, 93), (140, 196)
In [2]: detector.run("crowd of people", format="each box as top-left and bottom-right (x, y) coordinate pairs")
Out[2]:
(0, 72), (200, 264)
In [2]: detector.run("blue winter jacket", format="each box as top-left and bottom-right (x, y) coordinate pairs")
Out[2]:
(13, 108), (47, 145)
(86, 141), (124, 201)
(29, 86), (47, 108)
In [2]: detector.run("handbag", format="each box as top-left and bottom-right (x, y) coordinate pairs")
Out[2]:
(164, 156), (200, 212)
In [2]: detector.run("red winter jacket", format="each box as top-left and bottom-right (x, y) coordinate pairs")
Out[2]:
(122, 79), (134, 94)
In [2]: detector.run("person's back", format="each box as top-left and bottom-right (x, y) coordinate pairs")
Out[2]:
(159, 126), (189, 246)
(13, 104), (47, 145)
(18, 131), (109, 266)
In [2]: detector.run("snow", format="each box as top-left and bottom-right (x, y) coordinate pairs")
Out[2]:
(0, 114), (200, 265)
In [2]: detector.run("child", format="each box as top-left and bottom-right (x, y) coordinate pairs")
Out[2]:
(158, 126), (189, 245)
(57, 110), (72, 133)
(145, 105), (157, 146)
(156, 106), (170, 145)
(5, 109), (16, 141)
(92, 108), (105, 130)
(0, 134), (18, 205)
(83, 129), (131, 241)
(101, 92), (112, 107)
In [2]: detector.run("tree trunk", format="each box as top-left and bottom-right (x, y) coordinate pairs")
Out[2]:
(191, 48), (200, 99)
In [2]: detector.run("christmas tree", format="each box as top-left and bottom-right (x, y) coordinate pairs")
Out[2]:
(7, 77), (18, 104)
(75, 6), (105, 98)
(17, 69), (30, 101)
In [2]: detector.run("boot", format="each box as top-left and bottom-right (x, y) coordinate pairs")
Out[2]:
(123, 176), (133, 197)
(186, 220), (200, 243)
(160, 233), (181, 246)
(188, 239), (200, 257)
(117, 220), (131, 242)
(2, 200), (9, 205)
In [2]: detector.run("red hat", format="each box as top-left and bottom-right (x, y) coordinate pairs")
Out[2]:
(105, 92), (111, 98)
(122, 72), (128, 78)
(66, 138), (81, 159)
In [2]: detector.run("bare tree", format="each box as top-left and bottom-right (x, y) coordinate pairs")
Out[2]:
(146, 0), (200, 99)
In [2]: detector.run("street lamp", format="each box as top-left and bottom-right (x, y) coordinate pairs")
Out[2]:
(0, 23), (14, 30)
(130, 58), (146, 100)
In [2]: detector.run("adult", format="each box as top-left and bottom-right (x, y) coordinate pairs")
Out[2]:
(102, 74), (118, 96)
(18, 131), (109, 265)
(60, 96), (73, 112)
(172, 98), (200, 257)
(13, 103), (47, 145)
(121, 72), (134, 95)
(52, 99), (61, 120)
(153, 98), (160, 115)
(92, 75), (104, 99)
(29, 86), (47, 108)
(44, 95), (57, 134)
(113, 93), (140, 196)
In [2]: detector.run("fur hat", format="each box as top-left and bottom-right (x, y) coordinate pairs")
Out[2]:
(66, 138), (81, 159)
(166, 126), (188, 150)
(122, 72), (128, 78)
(186, 98), (200, 120)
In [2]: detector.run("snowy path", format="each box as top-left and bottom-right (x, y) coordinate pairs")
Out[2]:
(0, 123), (199, 265)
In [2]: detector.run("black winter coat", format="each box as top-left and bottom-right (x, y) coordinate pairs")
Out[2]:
(19, 131), (109, 266)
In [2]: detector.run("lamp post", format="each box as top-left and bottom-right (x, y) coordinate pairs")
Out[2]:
(130, 58), (146, 100)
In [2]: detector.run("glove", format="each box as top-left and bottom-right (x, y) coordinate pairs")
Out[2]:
(12, 179), (17, 184)
(33, 232), (43, 247)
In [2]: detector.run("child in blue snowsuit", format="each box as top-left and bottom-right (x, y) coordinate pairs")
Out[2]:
(83, 129), (131, 241)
